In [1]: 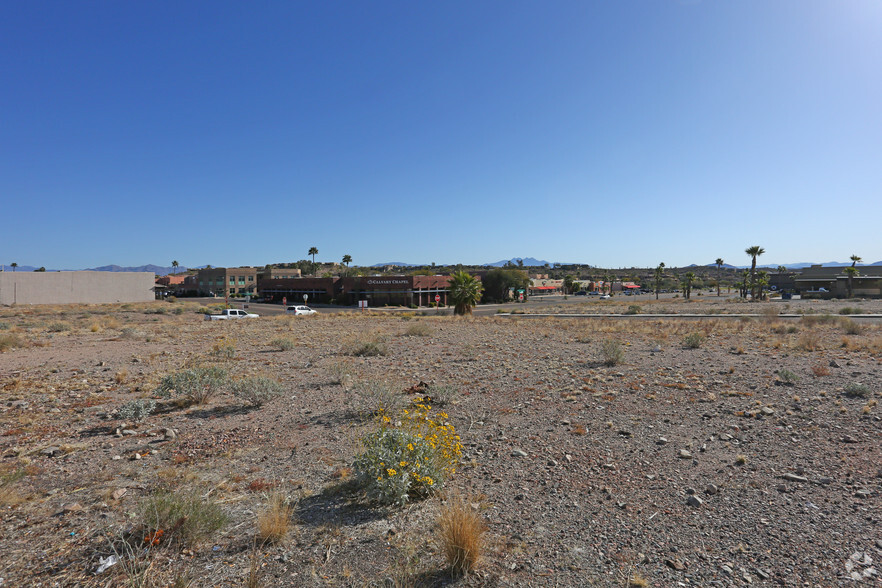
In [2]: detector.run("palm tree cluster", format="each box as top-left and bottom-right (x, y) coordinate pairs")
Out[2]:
(447, 271), (482, 315)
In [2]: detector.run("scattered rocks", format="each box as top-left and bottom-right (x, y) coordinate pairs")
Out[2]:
(686, 495), (703, 508)
(781, 473), (809, 483)
(41, 446), (61, 457)
(511, 449), (528, 458)
(678, 449), (693, 459)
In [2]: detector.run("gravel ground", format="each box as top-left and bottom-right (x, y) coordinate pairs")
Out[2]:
(0, 299), (880, 587)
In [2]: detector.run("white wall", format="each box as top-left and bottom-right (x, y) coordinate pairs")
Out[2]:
(0, 271), (155, 305)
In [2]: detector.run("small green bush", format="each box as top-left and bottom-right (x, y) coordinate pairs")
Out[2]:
(231, 376), (283, 407)
(155, 366), (229, 405)
(47, 321), (71, 332)
(839, 307), (863, 315)
(682, 332), (705, 349)
(777, 369), (799, 385)
(349, 338), (388, 357)
(327, 361), (352, 386)
(351, 379), (401, 416)
(140, 490), (228, 547)
(599, 340), (624, 366)
(118, 398), (157, 422)
(841, 319), (863, 335)
(844, 382), (870, 398)
(404, 322), (432, 337)
(625, 305), (642, 315)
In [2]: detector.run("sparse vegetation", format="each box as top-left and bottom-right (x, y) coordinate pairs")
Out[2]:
(682, 332), (704, 349)
(438, 497), (485, 577)
(404, 322), (432, 336)
(256, 491), (295, 544)
(599, 339), (625, 366)
(118, 398), (157, 422)
(155, 366), (230, 405)
(777, 369), (799, 385)
(231, 376), (284, 407)
(139, 489), (228, 547)
(844, 382), (870, 399)
(0, 332), (25, 352)
(270, 336), (297, 351)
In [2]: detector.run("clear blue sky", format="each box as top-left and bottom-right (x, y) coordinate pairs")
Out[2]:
(2, 1), (881, 270)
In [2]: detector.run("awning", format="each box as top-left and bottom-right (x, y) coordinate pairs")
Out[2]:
(531, 286), (558, 290)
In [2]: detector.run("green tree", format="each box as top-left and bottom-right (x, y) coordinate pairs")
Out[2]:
(756, 270), (769, 301)
(715, 258), (724, 296)
(447, 271), (483, 316)
(342, 254), (352, 267)
(36, 266), (46, 272)
(850, 254), (862, 267)
(563, 274), (576, 296)
(654, 263), (665, 300)
(481, 268), (529, 303)
(10, 262), (17, 272)
(308, 247), (319, 276)
(745, 245), (765, 300)
(172, 260), (179, 274)
(844, 266), (859, 298)
(682, 271), (695, 300)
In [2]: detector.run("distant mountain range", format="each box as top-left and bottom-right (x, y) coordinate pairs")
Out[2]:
(3, 259), (881, 275)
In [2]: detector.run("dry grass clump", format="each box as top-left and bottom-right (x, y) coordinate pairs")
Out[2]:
(841, 319), (863, 336)
(0, 332), (26, 352)
(139, 489), (228, 547)
(599, 339), (625, 366)
(811, 364), (831, 377)
(256, 492), (295, 544)
(403, 322), (433, 337)
(796, 331), (821, 352)
(0, 467), (27, 506)
(270, 336), (297, 351)
(344, 334), (388, 357)
(438, 498), (485, 577)
(210, 336), (237, 359)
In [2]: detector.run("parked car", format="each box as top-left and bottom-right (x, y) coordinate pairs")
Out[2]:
(286, 305), (317, 316)
(575, 291), (588, 296)
(204, 309), (259, 321)
(599, 294), (611, 300)
(588, 291), (601, 296)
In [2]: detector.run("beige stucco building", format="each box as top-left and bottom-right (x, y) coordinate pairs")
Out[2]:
(0, 271), (155, 305)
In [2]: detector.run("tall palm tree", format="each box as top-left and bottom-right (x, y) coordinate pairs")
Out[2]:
(172, 260), (179, 274)
(654, 263), (665, 300)
(10, 262), (17, 272)
(342, 254), (352, 267)
(844, 266), (859, 298)
(745, 245), (765, 300)
(447, 271), (483, 316)
(715, 258), (724, 296)
(308, 247), (319, 276)
(850, 254), (862, 267)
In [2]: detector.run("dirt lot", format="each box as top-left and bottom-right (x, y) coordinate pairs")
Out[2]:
(1, 299), (880, 586)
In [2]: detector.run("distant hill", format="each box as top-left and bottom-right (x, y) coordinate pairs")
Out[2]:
(84, 264), (201, 276)
(370, 262), (420, 268)
(486, 257), (558, 267)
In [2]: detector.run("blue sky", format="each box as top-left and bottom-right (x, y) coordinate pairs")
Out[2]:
(2, 1), (881, 270)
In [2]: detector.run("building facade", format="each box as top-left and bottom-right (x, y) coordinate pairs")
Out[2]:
(258, 275), (455, 307)
(196, 267), (259, 297)
(0, 271), (155, 305)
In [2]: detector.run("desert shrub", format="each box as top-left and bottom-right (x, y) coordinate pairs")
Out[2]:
(327, 360), (352, 386)
(47, 321), (71, 332)
(811, 364), (830, 377)
(0, 467), (26, 506)
(155, 366), (229, 405)
(231, 376), (283, 407)
(270, 337), (296, 351)
(347, 336), (388, 357)
(119, 327), (143, 340)
(439, 498), (485, 577)
(210, 337), (236, 359)
(353, 399), (462, 505)
(350, 379), (401, 416)
(682, 332), (705, 349)
(777, 369), (799, 385)
(839, 307), (863, 315)
(118, 399), (157, 422)
(425, 383), (457, 406)
(0, 322), (8, 330)
(625, 305), (642, 315)
(844, 382), (870, 398)
(143, 306), (168, 315)
(0, 333), (25, 352)
(796, 332), (821, 351)
(841, 319), (863, 335)
(256, 492), (295, 544)
(599, 340), (624, 366)
(802, 314), (836, 326)
(140, 489), (227, 547)
(404, 322), (432, 337)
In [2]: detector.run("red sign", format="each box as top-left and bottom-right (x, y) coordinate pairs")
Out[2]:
(435, 295), (441, 303)
(282, 297), (287, 305)
(518, 293), (524, 301)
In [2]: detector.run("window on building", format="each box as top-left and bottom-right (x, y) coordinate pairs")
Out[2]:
(248, 276), (254, 282)
(238, 276), (245, 285)
(229, 277), (235, 285)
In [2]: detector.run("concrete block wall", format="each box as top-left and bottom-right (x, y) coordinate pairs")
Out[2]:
(0, 271), (155, 305)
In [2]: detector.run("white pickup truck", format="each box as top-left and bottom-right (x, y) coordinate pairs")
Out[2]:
(204, 309), (259, 321)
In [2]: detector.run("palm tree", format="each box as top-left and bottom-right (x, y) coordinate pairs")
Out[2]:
(844, 266), (859, 298)
(715, 258), (724, 296)
(850, 254), (862, 267)
(308, 247), (318, 276)
(342, 254), (352, 267)
(745, 245), (765, 300)
(682, 271), (695, 300)
(654, 263), (665, 300)
(756, 270), (769, 301)
(447, 271), (483, 316)
(11, 262), (17, 272)
(172, 260), (179, 274)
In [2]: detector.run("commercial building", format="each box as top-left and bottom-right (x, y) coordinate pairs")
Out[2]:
(0, 271), (155, 305)
(793, 265), (882, 298)
(196, 267), (259, 297)
(258, 275), (454, 307)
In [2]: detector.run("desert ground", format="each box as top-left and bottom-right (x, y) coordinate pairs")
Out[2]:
(1, 296), (880, 587)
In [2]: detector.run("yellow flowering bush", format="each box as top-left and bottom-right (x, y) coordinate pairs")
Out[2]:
(353, 398), (462, 505)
